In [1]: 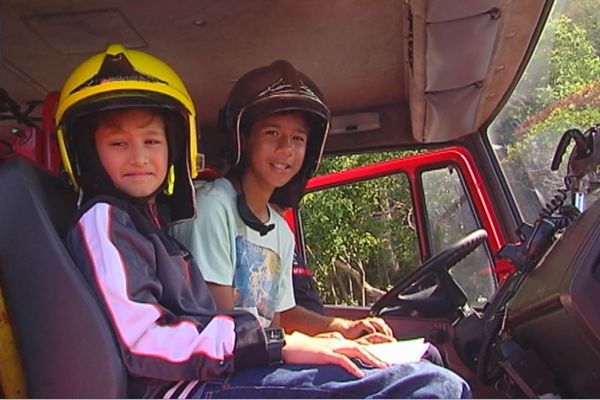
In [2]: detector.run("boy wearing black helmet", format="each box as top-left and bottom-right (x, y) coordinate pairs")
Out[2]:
(62, 46), (469, 398)
(172, 60), (394, 338)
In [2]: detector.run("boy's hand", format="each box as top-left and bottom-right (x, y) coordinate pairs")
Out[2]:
(282, 331), (390, 378)
(314, 330), (395, 344)
(331, 317), (395, 341)
(354, 332), (397, 345)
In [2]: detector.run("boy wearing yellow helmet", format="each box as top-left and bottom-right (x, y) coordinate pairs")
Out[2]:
(61, 44), (470, 398)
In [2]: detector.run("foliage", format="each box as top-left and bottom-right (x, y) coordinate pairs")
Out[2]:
(564, 0), (600, 56)
(546, 17), (600, 101)
(300, 151), (420, 305)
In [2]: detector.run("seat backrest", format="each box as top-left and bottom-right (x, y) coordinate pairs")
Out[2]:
(0, 157), (127, 398)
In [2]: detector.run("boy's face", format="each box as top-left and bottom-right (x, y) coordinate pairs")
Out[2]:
(243, 112), (308, 190)
(95, 109), (169, 199)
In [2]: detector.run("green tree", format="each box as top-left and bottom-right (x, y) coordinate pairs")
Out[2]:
(300, 151), (420, 306)
(564, 0), (600, 56)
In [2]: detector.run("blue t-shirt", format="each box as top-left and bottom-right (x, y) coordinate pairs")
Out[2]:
(170, 178), (295, 327)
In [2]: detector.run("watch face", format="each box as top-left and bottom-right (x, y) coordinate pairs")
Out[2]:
(265, 328), (285, 341)
(265, 328), (285, 366)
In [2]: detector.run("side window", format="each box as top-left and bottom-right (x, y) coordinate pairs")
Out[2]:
(300, 173), (420, 307)
(421, 165), (496, 307)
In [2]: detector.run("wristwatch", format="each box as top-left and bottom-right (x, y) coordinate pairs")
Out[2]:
(264, 328), (286, 366)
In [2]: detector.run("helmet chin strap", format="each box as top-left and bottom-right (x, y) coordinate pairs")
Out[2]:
(236, 179), (275, 236)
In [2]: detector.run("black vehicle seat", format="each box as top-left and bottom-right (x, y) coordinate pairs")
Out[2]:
(0, 157), (127, 398)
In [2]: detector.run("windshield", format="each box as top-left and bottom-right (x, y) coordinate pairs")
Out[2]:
(489, 0), (600, 223)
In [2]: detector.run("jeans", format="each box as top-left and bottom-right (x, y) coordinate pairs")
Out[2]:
(192, 361), (471, 399)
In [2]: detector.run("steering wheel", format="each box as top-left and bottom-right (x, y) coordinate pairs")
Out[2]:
(371, 229), (488, 316)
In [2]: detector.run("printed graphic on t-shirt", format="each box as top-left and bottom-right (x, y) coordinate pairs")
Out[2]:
(233, 236), (282, 327)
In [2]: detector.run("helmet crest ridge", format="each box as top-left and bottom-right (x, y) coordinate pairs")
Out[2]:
(70, 52), (167, 95)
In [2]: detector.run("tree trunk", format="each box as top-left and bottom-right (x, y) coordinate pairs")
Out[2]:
(333, 259), (386, 305)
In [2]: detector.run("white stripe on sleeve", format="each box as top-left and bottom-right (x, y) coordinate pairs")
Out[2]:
(78, 203), (236, 363)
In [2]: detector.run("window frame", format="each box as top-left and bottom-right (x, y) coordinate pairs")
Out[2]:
(286, 146), (513, 297)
